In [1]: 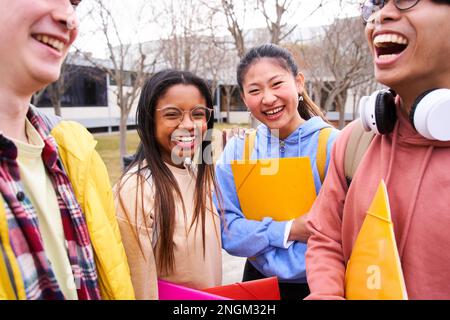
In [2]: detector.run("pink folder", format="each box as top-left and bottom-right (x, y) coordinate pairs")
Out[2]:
(158, 280), (230, 300)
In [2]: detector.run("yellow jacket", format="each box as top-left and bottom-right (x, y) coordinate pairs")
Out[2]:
(0, 121), (135, 300)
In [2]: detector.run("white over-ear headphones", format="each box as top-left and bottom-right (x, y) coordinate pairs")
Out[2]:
(359, 88), (450, 141)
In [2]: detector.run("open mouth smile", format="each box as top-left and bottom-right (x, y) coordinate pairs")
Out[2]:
(32, 34), (66, 53)
(173, 136), (195, 143)
(263, 106), (285, 118)
(373, 33), (409, 61)
(172, 135), (197, 149)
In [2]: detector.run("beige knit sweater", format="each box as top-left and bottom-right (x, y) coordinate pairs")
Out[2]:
(114, 163), (222, 300)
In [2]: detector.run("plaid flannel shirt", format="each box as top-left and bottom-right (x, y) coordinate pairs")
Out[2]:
(0, 107), (100, 300)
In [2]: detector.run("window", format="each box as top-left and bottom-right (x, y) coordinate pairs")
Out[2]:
(36, 65), (108, 108)
(219, 85), (246, 112)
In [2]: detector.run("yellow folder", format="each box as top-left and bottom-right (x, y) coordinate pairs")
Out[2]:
(345, 180), (408, 300)
(231, 157), (317, 221)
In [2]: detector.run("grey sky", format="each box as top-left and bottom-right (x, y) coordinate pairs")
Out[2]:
(73, 0), (361, 58)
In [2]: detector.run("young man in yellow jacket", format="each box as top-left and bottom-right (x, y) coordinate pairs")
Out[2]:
(0, 0), (134, 299)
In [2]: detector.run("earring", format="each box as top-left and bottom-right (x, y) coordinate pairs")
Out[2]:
(298, 95), (304, 102)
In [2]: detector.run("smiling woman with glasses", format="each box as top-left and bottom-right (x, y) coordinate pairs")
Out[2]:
(156, 105), (213, 127)
(114, 69), (224, 300)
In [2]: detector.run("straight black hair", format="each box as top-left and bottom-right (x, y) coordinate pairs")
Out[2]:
(116, 69), (221, 275)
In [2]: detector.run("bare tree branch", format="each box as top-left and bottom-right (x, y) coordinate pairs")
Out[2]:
(293, 15), (376, 128)
(78, 0), (159, 162)
(257, 0), (327, 44)
(220, 0), (247, 58)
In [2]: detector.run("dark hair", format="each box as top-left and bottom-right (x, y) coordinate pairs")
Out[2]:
(116, 69), (221, 275)
(237, 43), (329, 122)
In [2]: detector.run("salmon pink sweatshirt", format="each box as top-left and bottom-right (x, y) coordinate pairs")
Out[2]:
(306, 106), (450, 300)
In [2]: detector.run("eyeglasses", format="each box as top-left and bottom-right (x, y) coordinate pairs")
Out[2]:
(360, 0), (421, 22)
(156, 105), (213, 127)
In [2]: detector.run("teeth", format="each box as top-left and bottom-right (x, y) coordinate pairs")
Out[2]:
(374, 33), (408, 47)
(266, 107), (283, 115)
(176, 136), (195, 142)
(378, 54), (398, 60)
(34, 34), (65, 52)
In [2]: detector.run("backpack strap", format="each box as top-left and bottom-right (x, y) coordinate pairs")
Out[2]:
(344, 119), (375, 186)
(242, 129), (257, 161)
(242, 127), (333, 184)
(316, 127), (333, 184)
